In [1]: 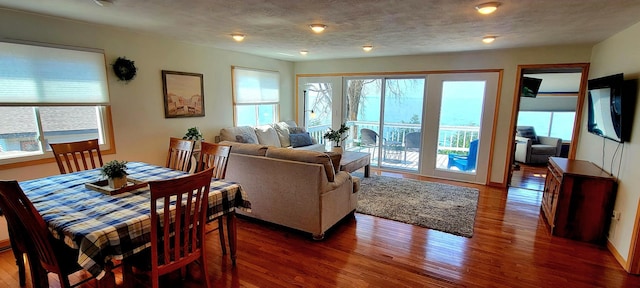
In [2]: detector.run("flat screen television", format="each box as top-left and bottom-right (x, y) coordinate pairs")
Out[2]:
(521, 77), (543, 98)
(587, 73), (636, 142)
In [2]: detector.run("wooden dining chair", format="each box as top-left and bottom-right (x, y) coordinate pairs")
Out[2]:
(50, 138), (103, 174)
(0, 180), (95, 288)
(198, 142), (232, 254)
(166, 137), (195, 172)
(123, 168), (214, 288)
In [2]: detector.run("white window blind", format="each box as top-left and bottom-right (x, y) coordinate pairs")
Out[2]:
(0, 41), (109, 105)
(233, 67), (279, 104)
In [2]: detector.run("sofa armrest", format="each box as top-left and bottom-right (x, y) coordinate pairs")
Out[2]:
(326, 171), (352, 192)
(538, 136), (562, 156)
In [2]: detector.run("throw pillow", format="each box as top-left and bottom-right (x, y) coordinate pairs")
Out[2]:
(254, 125), (282, 147)
(325, 151), (342, 173)
(236, 132), (257, 144)
(289, 132), (313, 148)
(516, 126), (540, 144)
(288, 126), (306, 134)
(272, 122), (291, 147)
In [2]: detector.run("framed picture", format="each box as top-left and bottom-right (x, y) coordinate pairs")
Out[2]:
(162, 70), (205, 118)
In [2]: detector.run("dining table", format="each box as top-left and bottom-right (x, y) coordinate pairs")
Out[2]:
(17, 161), (251, 288)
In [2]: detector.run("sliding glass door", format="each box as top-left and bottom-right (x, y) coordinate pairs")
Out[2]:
(344, 77), (424, 171)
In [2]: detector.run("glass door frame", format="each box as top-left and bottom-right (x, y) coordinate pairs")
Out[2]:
(421, 72), (500, 184)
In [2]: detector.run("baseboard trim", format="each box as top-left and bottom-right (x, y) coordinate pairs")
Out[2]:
(488, 181), (506, 188)
(607, 239), (630, 272)
(0, 239), (10, 252)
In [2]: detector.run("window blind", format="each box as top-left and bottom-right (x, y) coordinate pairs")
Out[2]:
(233, 67), (279, 104)
(0, 41), (109, 105)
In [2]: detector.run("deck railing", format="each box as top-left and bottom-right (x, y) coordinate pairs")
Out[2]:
(307, 121), (479, 153)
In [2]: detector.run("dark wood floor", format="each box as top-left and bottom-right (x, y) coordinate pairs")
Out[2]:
(510, 162), (548, 191)
(2, 169), (640, 287)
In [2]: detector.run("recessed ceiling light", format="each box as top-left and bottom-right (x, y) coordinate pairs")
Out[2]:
(482, 36), (497, 43)
(231, 34), (245, 42)
(300, 50), (308, 55)
(94, 0), (115, 7)
(309, 24), (327, 33)
(475, 2), (501, 14)
(362, 45), (373, 52)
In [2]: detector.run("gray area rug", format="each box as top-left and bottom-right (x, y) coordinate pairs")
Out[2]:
(352, 172), (479, 238)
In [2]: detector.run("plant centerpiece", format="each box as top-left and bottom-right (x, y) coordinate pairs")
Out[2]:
(323, 123), (350, 153)
(183, 126), (203, 151)
(101, 160), (128, 189)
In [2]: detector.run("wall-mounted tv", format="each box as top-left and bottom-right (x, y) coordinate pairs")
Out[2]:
(521, 77), (543, 98)
(587, 73), (636, 142)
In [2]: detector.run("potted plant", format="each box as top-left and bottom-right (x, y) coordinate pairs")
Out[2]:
(323, 123), (350, 153)
(183, 126), (203, 151)
(101, 160), (128, 189)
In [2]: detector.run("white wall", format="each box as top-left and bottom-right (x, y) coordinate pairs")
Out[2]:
(295, 46), (593, 184)
(0, 8), (294, 181)
(576, 20), (640, 262)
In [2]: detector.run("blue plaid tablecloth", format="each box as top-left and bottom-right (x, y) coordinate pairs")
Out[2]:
(18, 161), (251, 279)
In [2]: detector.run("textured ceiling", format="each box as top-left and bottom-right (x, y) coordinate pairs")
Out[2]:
(1, 0), (640, 61)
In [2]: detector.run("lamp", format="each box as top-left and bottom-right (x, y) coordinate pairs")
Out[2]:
(362, 45), (373, 52)
(309, 24), (327, 33)
(231, 34), (245, 42)
(300, 50), (308, 55)
(475, 2), (500, 15)
(482, 36), (497, 43)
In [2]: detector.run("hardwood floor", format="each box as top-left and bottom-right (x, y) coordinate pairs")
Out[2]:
(510, 162), (548, 191)
(2, 169), (640, 287)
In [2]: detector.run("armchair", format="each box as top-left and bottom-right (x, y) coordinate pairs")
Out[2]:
(514, 126), (562, 164)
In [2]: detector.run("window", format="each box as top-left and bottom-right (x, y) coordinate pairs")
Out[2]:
(0, 40), (112, 165)
(232, 67), (279, 126)
(517, 111), (576, 141)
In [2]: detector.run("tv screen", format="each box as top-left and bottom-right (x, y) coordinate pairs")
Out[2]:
(586, 73), (635, 142)
(521, 77), (542, 98)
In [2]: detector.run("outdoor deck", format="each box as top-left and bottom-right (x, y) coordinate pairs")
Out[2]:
(347, 148), (451, 171)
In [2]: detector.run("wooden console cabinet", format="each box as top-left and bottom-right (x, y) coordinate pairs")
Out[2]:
(541, 157), (617, 244)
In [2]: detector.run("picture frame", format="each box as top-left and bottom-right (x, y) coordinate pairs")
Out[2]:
(162, 70), (205, 118)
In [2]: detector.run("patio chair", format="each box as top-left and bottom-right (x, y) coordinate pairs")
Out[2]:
(50, 138), (103, 174)
(403, 132), (421, 163)
(360, 128), (379, 156)
(447, 139), (479, 172)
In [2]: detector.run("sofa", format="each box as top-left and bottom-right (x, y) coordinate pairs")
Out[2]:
(514, 126), (562, 164)
(217, 141), (359, 240)
(218, 120), (325, 152)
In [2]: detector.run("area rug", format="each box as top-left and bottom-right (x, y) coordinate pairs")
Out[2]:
(352, 172), (479, 238)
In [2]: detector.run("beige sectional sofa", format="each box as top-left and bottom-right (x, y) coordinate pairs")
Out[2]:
(218, 140), (359, 240)
(218, 120), (325, 152)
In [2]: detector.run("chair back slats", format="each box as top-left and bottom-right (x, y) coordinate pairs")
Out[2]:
(197, 142), (231, 178)
(0, 181), (68, 285)
(148, 168), (213, 278)
(50, 139), (104, 174)
(166, 137), (195, 172)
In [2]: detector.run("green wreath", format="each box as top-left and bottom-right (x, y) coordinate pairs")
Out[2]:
(112, 57), (137, 82)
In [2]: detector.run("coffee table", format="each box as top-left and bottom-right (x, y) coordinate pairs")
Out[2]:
(340, 151), (370, 177)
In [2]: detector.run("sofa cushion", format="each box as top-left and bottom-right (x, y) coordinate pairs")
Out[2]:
(220, 126), (258, 144)
(255, 125), (282, 147)
(219, 141), (268, 156)
(290, 132), (314, 148)
(325, 151), (342, 173)
(272, 122), (291, 147)
(531, 144), (557, 155)
(516, 126), (540, 144)
(265, 147), (336, 182)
